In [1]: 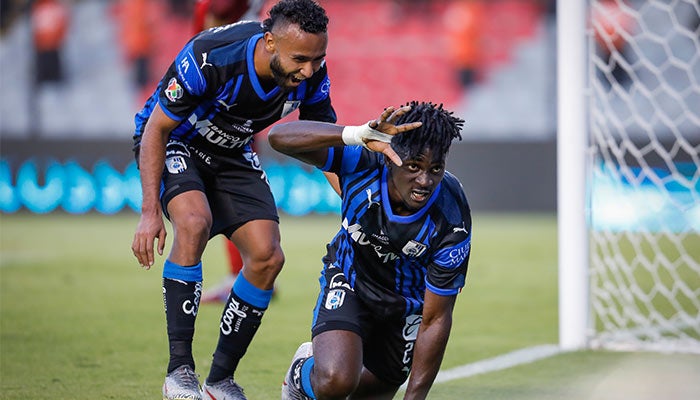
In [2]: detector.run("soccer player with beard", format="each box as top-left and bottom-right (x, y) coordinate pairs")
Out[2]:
(268, 102), (472, 400)
(130, 1), (335, 399)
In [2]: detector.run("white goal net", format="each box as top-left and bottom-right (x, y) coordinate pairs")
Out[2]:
(586, 0), (700, 353)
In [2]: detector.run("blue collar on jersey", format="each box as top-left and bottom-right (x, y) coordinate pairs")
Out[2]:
(246, 33), (281, 100)
(381, 167), (441, 224)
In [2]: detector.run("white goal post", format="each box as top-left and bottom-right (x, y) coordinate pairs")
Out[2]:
(558, 0), (700, 353)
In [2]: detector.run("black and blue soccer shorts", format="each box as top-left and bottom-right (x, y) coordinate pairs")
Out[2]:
(137, 140), (279, 238)
(311, 265), (423, 386)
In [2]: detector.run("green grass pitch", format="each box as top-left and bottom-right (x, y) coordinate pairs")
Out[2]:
(1, 212), (698, 399)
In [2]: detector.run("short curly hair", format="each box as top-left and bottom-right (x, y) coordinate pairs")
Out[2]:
(262, 0), (329, 34)
(391, 101), (464, 161)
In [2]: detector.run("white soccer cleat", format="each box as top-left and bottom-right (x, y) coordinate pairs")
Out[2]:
(201, 377), (247, 400)
(281, 342), (313, 400)
(163, 365), (203, 400)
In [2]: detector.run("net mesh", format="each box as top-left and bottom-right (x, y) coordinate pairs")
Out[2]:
(587, 0), (700, 353)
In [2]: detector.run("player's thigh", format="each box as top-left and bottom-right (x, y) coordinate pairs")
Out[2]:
(362, 314), (423, 387)
(160, 141), (212, 235)
(310, 266), (368, 379)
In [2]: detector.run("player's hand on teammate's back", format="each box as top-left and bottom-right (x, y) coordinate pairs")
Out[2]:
(131, 212), (167, 269)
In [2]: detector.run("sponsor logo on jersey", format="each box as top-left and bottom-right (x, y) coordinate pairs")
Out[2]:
(190, 118), (253, 149)
(165, 77), (183, 102)
(447, 242), (470, 266)
(402, 240), (427, 257)
(343, 219), (399, 263)
(325, 288), (346, 310)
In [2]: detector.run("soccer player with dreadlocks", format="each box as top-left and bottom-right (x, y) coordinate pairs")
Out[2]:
(268, 102), (472, 400)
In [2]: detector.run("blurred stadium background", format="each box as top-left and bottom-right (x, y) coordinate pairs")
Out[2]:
(1, 0), (699, 398)
(1, 0), (560, 214)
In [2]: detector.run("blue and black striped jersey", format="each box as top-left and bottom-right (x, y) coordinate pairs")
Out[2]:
(133, 21), (336, 153)
(320, 145), (472, 319)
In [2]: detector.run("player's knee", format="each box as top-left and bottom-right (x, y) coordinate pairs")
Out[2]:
(246, 245), (285, 278)
(175, 213), (212, 243)
(313, 367), (359, 399)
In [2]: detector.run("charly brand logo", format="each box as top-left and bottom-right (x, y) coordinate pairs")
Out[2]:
(402, 314), (422, 340)
(401, 314), (422, 368)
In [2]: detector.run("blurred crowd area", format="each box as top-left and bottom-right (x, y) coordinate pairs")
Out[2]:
(1, 0), (697, 142)
(0, 0), (557, 141)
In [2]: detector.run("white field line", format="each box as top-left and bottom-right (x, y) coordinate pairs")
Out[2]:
(401, 344), (562, 390)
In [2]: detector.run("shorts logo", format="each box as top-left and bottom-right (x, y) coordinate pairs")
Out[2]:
(324, 288), (345, 310)
(165, 77), (183, 102)
(402, 240), (427, 257)
(402, 314), (422, 340)
(166, 155), (187, 174)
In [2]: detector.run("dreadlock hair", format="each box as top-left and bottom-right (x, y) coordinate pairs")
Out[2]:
(391, 101), (465, 162)
(262, 0), (329, 34)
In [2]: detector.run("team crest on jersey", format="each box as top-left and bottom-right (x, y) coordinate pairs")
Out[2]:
(165, 77), (183, 102)
(281, 100), (300, 118)
(166, 155), (187, 174)
(402, 240), (427, 257)
(325, 289), (345, 310)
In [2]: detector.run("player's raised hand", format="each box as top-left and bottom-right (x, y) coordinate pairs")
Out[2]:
(365, 105), (422, 166)
(369, 105), (423, 134)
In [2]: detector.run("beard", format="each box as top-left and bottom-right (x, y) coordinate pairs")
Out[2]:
(269, 55), (294, 91)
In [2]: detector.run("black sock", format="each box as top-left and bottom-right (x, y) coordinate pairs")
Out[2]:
(163, 278), (202, 373)
(206, 289), (266, 383)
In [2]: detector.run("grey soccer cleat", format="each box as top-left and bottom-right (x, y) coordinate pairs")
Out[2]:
(201, 377), (247, 400)
(163, 365), (203, 400)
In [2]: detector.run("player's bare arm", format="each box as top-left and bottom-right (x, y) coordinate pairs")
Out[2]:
(131, 103), (179, 269)
(403, 291), (456, 400)
(268, 105), (422, 167)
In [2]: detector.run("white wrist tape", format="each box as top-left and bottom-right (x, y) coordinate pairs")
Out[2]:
(341, 122), (394, 150)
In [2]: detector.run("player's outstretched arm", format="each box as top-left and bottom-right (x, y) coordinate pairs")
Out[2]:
(403, 291), (456, 399)
(268, 105), (422, 167)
